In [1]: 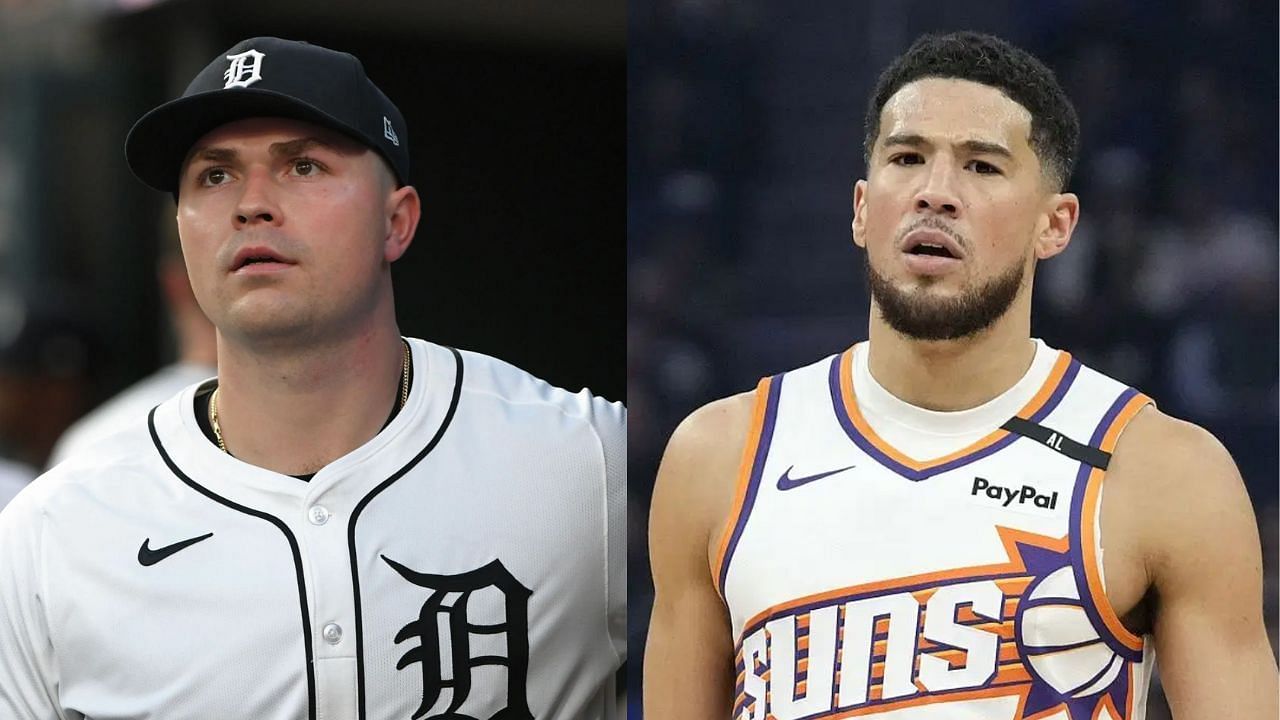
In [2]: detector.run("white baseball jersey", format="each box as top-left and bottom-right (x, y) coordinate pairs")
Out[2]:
(716, 340), (1153, 720)
(0, 338), (625, 720)
(47, 362), (216, 469)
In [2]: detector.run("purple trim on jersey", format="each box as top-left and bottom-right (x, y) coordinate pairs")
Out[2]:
(827, 355), (1081, 481)
(717, 373), (785, 594)
(1068, 386), (1144, 664)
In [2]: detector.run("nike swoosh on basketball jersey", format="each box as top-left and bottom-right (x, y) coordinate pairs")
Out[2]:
(138, 532), (214, 566)
(776, 464), (857, 491)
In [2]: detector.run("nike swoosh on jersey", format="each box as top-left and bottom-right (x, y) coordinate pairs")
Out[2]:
(776, 464), (857, 491)
(138, 532), (214, 566)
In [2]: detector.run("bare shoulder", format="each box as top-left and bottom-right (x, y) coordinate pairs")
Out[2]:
(1109, 406), (1246, 503)
(663, 391), (757, 476)
(1111, 405), (1238, 478)
(1107, 405), (1258, 574)
(649, 390), (759, 559)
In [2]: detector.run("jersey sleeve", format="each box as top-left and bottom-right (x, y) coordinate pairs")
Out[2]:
(0, 487), (65, 719)
(592, 395), (627, 668)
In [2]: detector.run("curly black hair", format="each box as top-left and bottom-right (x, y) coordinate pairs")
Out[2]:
(864, 31), (1080, 190)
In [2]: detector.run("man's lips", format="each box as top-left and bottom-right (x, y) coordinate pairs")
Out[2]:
(900, 228), (964, 260)
(899, 228), (964, 277)
(230, 246), (296, 272)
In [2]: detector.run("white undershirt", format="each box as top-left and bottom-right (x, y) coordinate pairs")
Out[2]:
(853, 339), (1058, 459)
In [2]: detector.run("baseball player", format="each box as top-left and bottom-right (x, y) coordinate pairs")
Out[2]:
(0, 37), (625, 719)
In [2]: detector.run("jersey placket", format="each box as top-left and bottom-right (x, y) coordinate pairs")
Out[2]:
(295, 479), (360, 718)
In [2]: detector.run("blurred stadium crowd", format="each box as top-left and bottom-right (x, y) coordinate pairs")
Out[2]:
(628, 0), (1277, 716)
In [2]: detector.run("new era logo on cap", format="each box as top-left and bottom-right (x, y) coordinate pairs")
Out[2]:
(125, 36), (411, 194)
(223, 49), (265, 89)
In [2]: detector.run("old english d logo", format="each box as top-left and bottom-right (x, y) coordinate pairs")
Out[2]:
(382, 555), (533, 720)
(223, 49), (264, 88)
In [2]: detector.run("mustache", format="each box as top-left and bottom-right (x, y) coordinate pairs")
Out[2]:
(895, 217), (967, 251)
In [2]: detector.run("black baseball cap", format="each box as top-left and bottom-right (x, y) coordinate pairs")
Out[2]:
(125, 36), (410, 195)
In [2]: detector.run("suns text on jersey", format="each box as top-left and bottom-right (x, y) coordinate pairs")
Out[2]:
(733, 572), (1033, 720)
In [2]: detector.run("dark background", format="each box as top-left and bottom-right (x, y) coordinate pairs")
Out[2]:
(628, 1), (1279, 717)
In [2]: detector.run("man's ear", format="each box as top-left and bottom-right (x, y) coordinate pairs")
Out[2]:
(384, 185), (421, 263)
(852, 179), (869, 249)
(1035, 191), (1079, 260)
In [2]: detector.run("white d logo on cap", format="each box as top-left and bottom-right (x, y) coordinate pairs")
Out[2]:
(223, 49), (265, 89)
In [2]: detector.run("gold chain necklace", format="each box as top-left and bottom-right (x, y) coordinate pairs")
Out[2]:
(209, 340), (411, 454)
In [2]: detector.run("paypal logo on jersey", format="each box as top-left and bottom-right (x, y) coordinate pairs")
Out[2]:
(971, 476), (1058, 509)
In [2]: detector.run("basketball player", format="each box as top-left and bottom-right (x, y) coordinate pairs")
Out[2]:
(0, 37), (624, 719)
(645, 32), (1276, 719)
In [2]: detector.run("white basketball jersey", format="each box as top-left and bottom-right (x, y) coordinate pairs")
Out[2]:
(716, 341), (1154, 720)
(0, 338), (625, 720)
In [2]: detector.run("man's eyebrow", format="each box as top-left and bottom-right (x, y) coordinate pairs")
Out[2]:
(270, 137), (355, 157)
(958, 139), (1013, 159)
(187, 146), (238, 164)
(881, 133), (1014, 159)
(881, 133), (929, 149)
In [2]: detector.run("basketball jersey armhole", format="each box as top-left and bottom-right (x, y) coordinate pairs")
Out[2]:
(1075, 389), (1153, 657)
(713, 375), (782, 601)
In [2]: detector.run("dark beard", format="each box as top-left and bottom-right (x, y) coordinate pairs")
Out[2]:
(865, 254), (1024, 341)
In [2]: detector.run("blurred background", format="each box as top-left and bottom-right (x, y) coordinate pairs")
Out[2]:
(0, 0), (624, 490)
(628, 0), (1278, 716)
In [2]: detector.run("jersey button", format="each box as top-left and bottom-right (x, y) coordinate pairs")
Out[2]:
(323, 623), (343, 645)
(308, 505), (331, 525)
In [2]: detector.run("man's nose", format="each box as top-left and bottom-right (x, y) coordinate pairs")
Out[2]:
(233, 168), (281, 228)
(912, 163), (961, 217)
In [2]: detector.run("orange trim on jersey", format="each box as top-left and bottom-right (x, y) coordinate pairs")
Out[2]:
(994, 663), (1032, 684)
(1124, 659), (1135, 716)
(952, 597), (1020, 622)
(1081, 393), (1150, 653)
(739, 525), (1069, 635)
(712, 376), (773, 599)
(837, 345), (1073, 471)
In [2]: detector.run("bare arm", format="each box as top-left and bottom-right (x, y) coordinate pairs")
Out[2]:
(644, 393), (755, 719)
(1115, 410), (1278, 718)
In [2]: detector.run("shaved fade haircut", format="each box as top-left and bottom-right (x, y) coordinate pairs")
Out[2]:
(864, 31), (1080, 190)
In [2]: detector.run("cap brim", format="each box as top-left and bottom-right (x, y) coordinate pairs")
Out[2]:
(125, 88), (372, 194)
